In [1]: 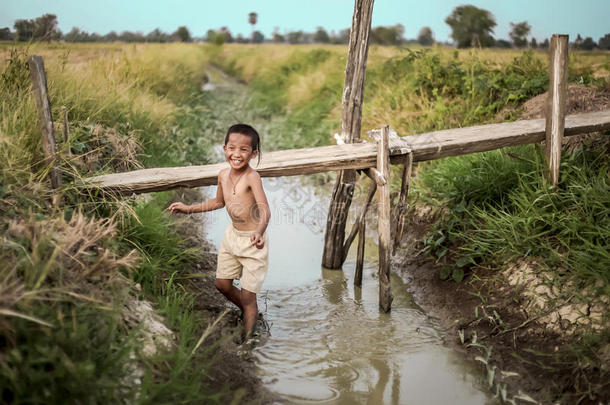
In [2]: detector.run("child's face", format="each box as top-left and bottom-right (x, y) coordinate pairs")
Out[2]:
(223, 132), (257, 171)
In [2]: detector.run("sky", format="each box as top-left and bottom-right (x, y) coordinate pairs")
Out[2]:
(1, 0), (609, 43)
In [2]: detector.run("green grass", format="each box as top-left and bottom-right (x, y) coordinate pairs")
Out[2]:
(0, 43), (241, 403)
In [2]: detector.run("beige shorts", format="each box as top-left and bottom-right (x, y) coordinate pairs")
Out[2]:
(216, 226), (268, 293)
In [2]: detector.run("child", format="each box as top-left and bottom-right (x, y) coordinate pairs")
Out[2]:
(168, 124), (270, 340)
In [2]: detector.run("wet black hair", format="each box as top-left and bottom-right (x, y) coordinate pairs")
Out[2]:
(224, 123), (261, 165)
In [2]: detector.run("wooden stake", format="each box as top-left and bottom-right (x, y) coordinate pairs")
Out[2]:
(28, 55), (61, 190)
(322, 0), (374, 269)
(377, 125), (393, 312)
(393, 152), (413, 252)
(354, 220), (366, 287)
(342, 180), (376, 263)
(545, 34), (568, 187)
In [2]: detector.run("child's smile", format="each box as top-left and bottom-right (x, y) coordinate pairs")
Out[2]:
(223, 132), (257, 171)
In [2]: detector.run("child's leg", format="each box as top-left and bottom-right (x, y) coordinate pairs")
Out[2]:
(215, 278), (243, 311)
(240, 289), (258, 337)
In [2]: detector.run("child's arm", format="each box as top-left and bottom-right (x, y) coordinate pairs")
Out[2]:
(168, 173), (225, 214)
(248, 171), (271, 249)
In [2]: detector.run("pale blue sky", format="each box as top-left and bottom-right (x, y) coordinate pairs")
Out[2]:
(1, 0), (609, 43)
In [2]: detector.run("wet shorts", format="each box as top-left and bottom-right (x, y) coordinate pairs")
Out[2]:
(216, 225), (268, 293)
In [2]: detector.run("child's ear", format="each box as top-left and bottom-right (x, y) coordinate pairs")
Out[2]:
(251, 149), (258, 158)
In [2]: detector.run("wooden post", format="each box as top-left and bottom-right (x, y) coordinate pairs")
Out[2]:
(393, 152), (413, 252)
(354, 220), (366, 287)
(322, 0), (374, 269)
(545, 34), (568, 187)
(377, 125), (393, 312)
(28, 55), (61, 190)
(342, 180), (376, 263)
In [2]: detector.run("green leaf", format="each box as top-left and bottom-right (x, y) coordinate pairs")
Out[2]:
(452, 268), (465, 282)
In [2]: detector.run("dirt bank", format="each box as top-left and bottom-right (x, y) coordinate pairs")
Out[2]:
(393, 83), (610, 404)
(394, 203), (609, 404)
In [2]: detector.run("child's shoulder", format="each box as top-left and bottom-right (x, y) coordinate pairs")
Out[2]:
(218, 168), (230, 179)
(245, 168), (261, 182)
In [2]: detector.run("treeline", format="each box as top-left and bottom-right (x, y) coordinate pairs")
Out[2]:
(2, 9), (610, 50)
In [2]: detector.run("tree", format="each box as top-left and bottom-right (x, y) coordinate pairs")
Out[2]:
(33, 14), (60, 42)
(252, 31), (264, 44)
(495, 39), (512, 48)
(248, 12), (257, 42)
(370, 24), (404, 45)
(445, 5), (496, 48)
(174, 26), (191, 42)
(530, 37), (537, 48)
(417, 26), (434, 46)
(540, 38), (549, 49)
(287, 31), (304, 44)
(14, 19), (34, 41)
(314, 27), (330, 43)
(581, 37), (596, 50)
(105, 31), (118, 42)
(509, 21), (530, 48)
(598, 33), (610, 50)
(332, 28), (350, 44)
(0, 27), (13, 41)
(573, 34), (583, 49)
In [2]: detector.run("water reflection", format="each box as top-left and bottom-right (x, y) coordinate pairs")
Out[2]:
(202, 176), (492, 404)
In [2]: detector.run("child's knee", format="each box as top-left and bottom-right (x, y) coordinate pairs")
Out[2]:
(215, 278), (231, 294)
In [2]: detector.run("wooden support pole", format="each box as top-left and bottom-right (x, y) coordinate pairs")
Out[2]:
(342, 180), (376, 263)
(322, 0), (374, 269)
(545, 34), (569, 187)
(377, 125), (393, 312)
(393, 152), (413, 252)
(28, 55), (61, 190)
(354, 220), (366, 287)
(364, 167), (386, 186)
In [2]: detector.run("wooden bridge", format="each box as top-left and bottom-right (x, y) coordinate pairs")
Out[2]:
(28, 11), (610, 312)
(85, 111), (610, 195)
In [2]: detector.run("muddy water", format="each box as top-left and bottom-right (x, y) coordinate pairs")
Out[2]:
(202, 176), (492, 404)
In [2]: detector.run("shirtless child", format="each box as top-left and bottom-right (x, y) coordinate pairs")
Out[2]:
(168, 124), (270, 339)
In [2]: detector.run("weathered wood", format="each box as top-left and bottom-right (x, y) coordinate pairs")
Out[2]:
(342, 180), (376, 263)
(546, 34), (569, 186)
(354, 220), (366, 287)
(322, 0), (375, 269)
(363, 167), (386, 186)
(28, 55), (61, 189)
(393, 152), (413, 252)
(84, 110), (610, 194)
(377, 126), (393, 312)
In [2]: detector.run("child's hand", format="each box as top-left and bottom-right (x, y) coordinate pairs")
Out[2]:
(250, 232), (265, 249)
(168, 202), (189, 214)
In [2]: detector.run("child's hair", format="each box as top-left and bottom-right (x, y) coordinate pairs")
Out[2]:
(225, 123), (261, 165)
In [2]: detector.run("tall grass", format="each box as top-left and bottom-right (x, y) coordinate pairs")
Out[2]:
(0, 43), (239, 403)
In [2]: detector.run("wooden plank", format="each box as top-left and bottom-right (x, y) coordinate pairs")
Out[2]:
(377, 126), (393, 312)
(322, 0), (375, 270)
(393, 152), (413, 252)
(28, 55), (61, 189)
(354, 220), (366, 287)
(546, 34), (569, 186)
(84, 110), (610, 195)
